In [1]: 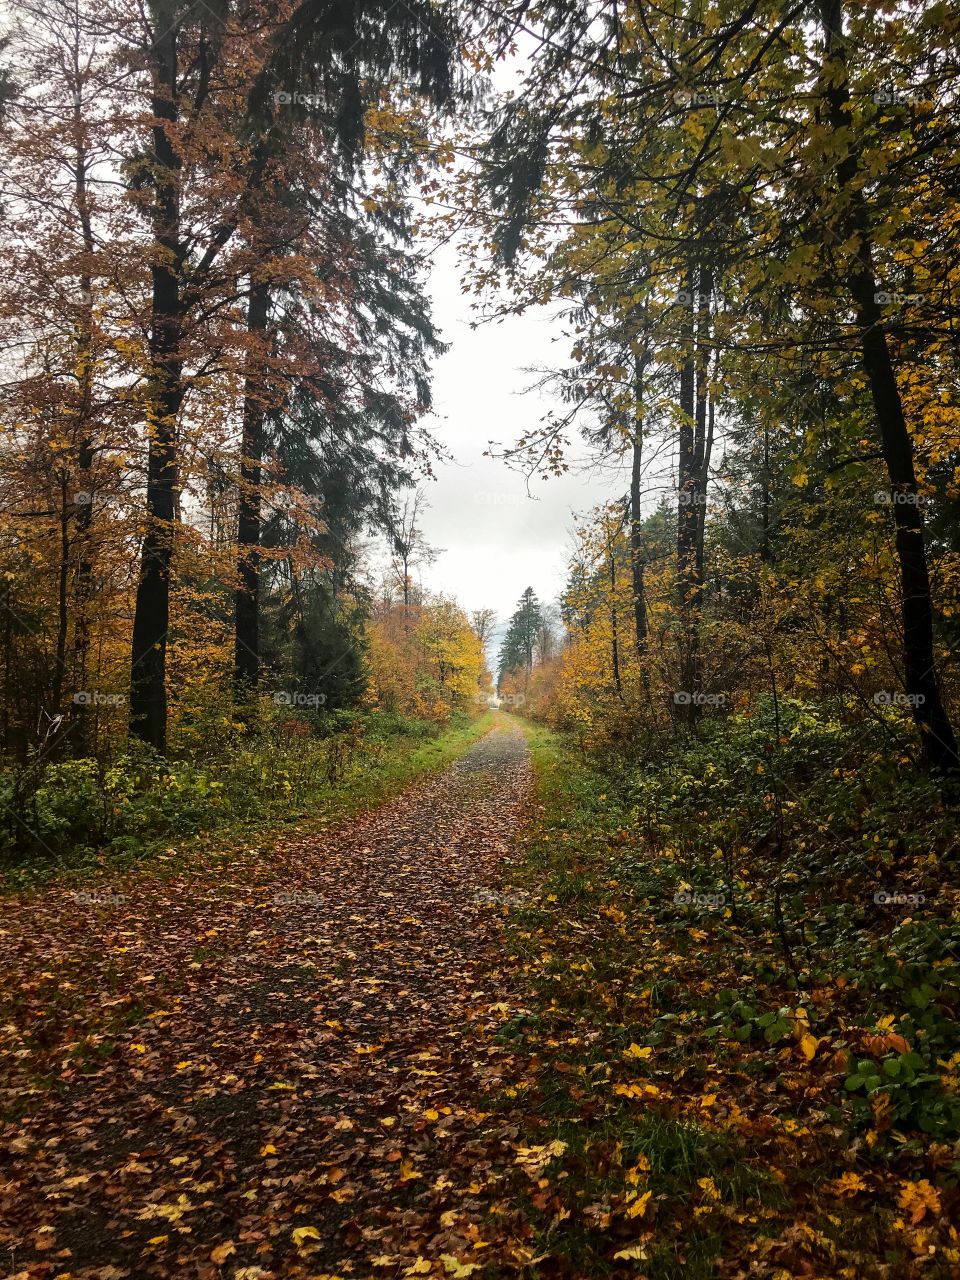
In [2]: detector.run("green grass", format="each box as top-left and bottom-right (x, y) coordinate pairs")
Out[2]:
(1, 710), (495, 891)
(484, 718), (960, 1276)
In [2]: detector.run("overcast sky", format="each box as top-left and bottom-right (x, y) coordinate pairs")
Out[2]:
(408, 240), (617, 638)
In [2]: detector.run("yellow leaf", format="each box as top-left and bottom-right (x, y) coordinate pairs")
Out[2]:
(800, 1033), (820, 1062)
(897, 1179), (940, 1224)
(613, 1243), (648, 1261)
(210, 1241), (236, 1265)
(403, 1260), (433, 1276)
(399, 1158), (422, 1181)
(441, 1256), (480, 1277)
(291, 1225), (322, 1247)
(624, 1043), (653, 1060)
(829, 1172), (868, 1196)
(626, 1190), (652, 1219)
(259, 1143), (277, 1156)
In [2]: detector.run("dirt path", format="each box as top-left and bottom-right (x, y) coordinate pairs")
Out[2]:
(0, 723), (532, 1280)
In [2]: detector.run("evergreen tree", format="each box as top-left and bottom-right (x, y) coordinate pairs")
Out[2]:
(498, 587), (544, 687)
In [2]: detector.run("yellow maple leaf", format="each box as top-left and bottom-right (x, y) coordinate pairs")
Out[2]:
(799, 1033), (820, 1062)
(830, 1172), (868, 1196)
(624, 1043), (653, 1060)
(291, 1225), (322, 1247)
(403, 1260), (432, 1276)
(626, 1190), (652, 1219)
(625, 1156), (650, 1183)
(441, 1256), (480, 1277)
(897, 1179), (940, 1224)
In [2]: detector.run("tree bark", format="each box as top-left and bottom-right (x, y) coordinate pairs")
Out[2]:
(819, 0), (960, 778)
(629, 356), (649, 658)
(234, 279), (271, 693)
(130, 25), (183, 752)
(677, 263), (699, 717)
(70, 70), (97, 752)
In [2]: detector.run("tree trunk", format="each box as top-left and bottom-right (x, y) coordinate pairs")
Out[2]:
(129, 25), (183, 752)
(819, 0), (960, 779)
(234, 279), (271, 693)
(630, 352), (649, 657)
(677, 263), (699, 716)
(609, 533), (623, 698)
(70, 76), (97, 753)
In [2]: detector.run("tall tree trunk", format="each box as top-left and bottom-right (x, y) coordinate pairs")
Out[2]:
(234, 279), (271, 693)
(609, 532), (623, 698)
(693, 267), (714, 586)
(130, 25), (183, 752)
(630, 351), (649, 658)
(70, 73), (97, 752)
(759, 422), (772, 564)
(52, 472), (69, 718)
(677, 263), (699, 715)
(819, 0), (960, 779)
(688, 266), (713, 702)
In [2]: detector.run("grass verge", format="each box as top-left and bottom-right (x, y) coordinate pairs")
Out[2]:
(1, 710), (495, 891)
(479, 721), (960, 1278)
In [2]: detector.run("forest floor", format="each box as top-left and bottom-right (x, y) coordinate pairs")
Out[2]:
(2, 718), (957, 1280)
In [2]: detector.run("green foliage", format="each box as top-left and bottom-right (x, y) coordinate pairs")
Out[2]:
(494, 720), (960, 1277)
(0, 710), (491, 885)
(498, 586), (544, 686)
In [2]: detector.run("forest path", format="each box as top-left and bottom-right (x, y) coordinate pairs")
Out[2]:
(0, 721), (533, 1279)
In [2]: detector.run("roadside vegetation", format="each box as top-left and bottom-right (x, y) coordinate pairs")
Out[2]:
(1, 709), (493, 889)
(475, 718), (960, 1277)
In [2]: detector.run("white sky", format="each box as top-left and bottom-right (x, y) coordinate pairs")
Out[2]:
(381, 43), (621, 648)
(412, 241), (616, 636)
